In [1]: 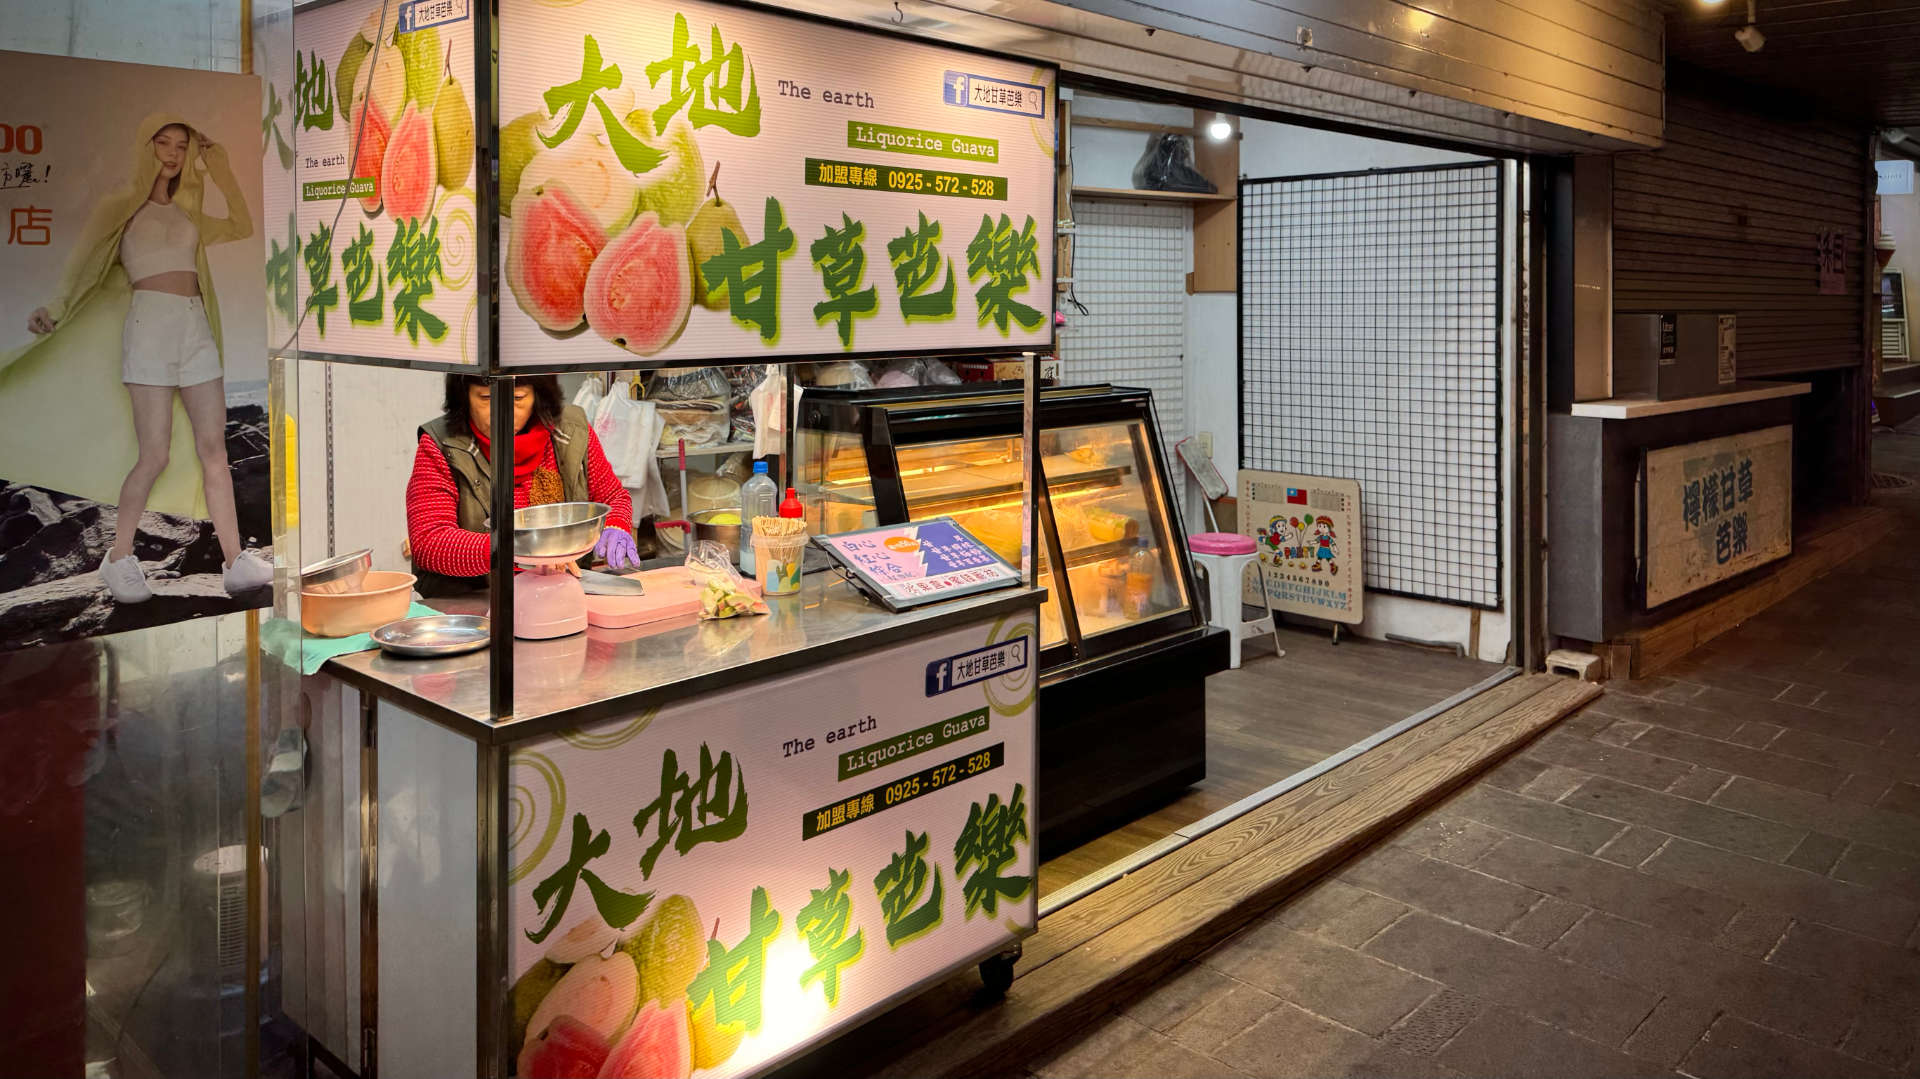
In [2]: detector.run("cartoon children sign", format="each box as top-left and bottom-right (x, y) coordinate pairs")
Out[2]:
(1255, 513), (1339, 577)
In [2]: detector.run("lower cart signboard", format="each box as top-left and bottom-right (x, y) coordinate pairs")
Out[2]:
(1238, 470), (1364, 624)
(505, 612), (1038, 1078)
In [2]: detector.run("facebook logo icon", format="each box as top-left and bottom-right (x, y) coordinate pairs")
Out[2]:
(926, 637), (1030, 696)
(943, 71), (969, 107)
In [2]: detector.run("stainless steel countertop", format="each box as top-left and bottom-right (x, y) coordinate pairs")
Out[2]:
(323, 574), (1044, 745)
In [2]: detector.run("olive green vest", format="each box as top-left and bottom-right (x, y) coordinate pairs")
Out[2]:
(415, 404), (595, 593)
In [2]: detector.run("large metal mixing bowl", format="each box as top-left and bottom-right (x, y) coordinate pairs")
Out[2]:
(512, 502), (611, 560)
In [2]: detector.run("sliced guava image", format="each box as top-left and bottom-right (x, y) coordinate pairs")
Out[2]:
(348, 92), (392, 216)
(516, 134), (640, 233)
(507, 182), (609, 332)
(524, 951), (640, 1058)
(583, 212), (691, 356)
(596, 1000), (690, 1079)
(381, 102), (437, 224)
(519, 1014), (612, 1079)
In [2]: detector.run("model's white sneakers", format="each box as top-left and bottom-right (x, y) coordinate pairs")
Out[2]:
(223, 550), (274, 594)
(99, 552), (153, 603)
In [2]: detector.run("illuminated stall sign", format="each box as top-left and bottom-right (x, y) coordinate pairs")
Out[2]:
(291, 0), (479, 363)
(505, 614), (1037, 1078)
(497, 0), (1056, 364)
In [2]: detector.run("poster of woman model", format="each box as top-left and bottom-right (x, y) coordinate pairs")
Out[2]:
(0, 51), (269, 648)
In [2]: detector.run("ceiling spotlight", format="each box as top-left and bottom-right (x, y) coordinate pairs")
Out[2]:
(1735, 0), (1764, 52)
(1207, 115), (1233, 141)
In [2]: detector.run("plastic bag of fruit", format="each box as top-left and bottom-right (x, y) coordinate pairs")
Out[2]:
(684, 540), (768, 619)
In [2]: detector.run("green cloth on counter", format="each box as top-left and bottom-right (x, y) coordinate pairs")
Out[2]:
(261, 603), (440, 676)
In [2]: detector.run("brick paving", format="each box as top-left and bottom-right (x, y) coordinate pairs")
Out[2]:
(1026, 423), (1920, 1078)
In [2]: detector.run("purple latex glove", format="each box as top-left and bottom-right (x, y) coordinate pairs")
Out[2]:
(593, 526), (641, 570)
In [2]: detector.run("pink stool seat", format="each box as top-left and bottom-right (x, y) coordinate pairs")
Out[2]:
(1189, 531), (1256, 556)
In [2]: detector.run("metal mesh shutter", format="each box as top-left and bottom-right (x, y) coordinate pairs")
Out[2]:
(1060, 197), (1188, 499)
(1240, 162), (1502, 608)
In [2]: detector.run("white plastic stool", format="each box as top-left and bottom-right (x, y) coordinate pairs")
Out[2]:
(1190, 532), (1275, 669)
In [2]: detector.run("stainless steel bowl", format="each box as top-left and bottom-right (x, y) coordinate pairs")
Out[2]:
(513, 502), (611, 560)
(690, 509), (742, 560)
(299, 548), (372, 595)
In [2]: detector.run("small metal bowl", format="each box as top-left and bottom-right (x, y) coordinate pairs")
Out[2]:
(300, 548), (372, 595)
(513, 502), (611, 560)
(690, 508), (742, 559)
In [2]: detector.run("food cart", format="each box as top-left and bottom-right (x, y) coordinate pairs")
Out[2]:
(273, 2), (1057, 1075)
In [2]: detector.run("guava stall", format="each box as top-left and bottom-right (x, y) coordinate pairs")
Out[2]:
(277, 1), (1058, 1076)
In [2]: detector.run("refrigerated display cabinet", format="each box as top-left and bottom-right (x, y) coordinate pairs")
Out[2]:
(796, 383), (1229, 855)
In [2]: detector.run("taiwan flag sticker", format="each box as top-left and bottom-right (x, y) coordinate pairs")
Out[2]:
(1287, 488), (1308, 504)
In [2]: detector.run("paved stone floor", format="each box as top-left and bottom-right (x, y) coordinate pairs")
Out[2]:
(1027, 421), (1920, 1079)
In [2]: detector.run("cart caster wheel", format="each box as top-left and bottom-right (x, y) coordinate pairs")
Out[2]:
(979, 947), (1020, 997)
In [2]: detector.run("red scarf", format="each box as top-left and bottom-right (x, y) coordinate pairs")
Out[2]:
(470, 421), (552, 487)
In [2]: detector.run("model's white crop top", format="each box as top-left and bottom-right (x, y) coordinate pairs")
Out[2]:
(120, 200), (198, 280)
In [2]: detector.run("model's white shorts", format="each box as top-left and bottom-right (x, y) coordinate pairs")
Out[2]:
(123, 291), (221, 387)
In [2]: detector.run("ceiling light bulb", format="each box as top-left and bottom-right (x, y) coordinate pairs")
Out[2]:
(1207, 116), (1233, 140)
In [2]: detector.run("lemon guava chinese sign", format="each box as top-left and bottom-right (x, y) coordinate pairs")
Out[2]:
(290, 0), (479, 363)
(506, 614), (1037, 1078)
(497, 0), (1056, 365)
(1644, 425), (1792, 607)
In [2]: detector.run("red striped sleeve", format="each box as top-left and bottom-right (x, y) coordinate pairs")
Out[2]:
(406, 433), (492, 578)
(584, 429), (634, 534)
(407, 430), (634, 579)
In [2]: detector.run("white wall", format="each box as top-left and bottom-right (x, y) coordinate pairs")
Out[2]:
(298, 364), (445, 570)
(0, 0), (245, 70)
(1066, 93), (1517, 662)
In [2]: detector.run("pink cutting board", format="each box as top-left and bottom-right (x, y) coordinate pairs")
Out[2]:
(584, 568), (764, 629)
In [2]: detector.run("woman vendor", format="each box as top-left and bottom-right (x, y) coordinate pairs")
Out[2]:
(407, 375), (639, 596)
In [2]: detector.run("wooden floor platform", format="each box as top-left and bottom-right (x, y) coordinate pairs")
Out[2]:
(1612, 504), (1896, 678)
(768, 672), (1602, 1079)
(1038, 626), (1500, 897)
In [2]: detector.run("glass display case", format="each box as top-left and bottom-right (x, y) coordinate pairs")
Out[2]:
(797, 384), (1201, 670)
(796, 383), (1227, 856)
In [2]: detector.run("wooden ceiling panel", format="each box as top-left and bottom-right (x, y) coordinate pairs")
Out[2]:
(1653, 0), (1920, 126)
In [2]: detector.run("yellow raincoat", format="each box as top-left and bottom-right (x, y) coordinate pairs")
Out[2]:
(0, 110), (253, 518)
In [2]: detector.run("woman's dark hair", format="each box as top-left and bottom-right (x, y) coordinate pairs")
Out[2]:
(442, 374), (565, 434)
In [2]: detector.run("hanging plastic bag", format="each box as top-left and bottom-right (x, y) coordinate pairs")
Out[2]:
(684, 540), (768, 619)
(1134, 133), (1216, 194)
(748, 368), (786, 459)
(571, 374), (605, 416)
(647, 367), (733, 448)
(808, 361), (873, 390)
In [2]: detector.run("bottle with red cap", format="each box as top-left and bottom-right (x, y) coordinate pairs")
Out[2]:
(778, 487), (804, 519)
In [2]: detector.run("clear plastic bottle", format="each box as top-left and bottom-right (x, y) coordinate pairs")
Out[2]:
(1124, 538), (1157, 619)
(739, 461), (778, 573)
